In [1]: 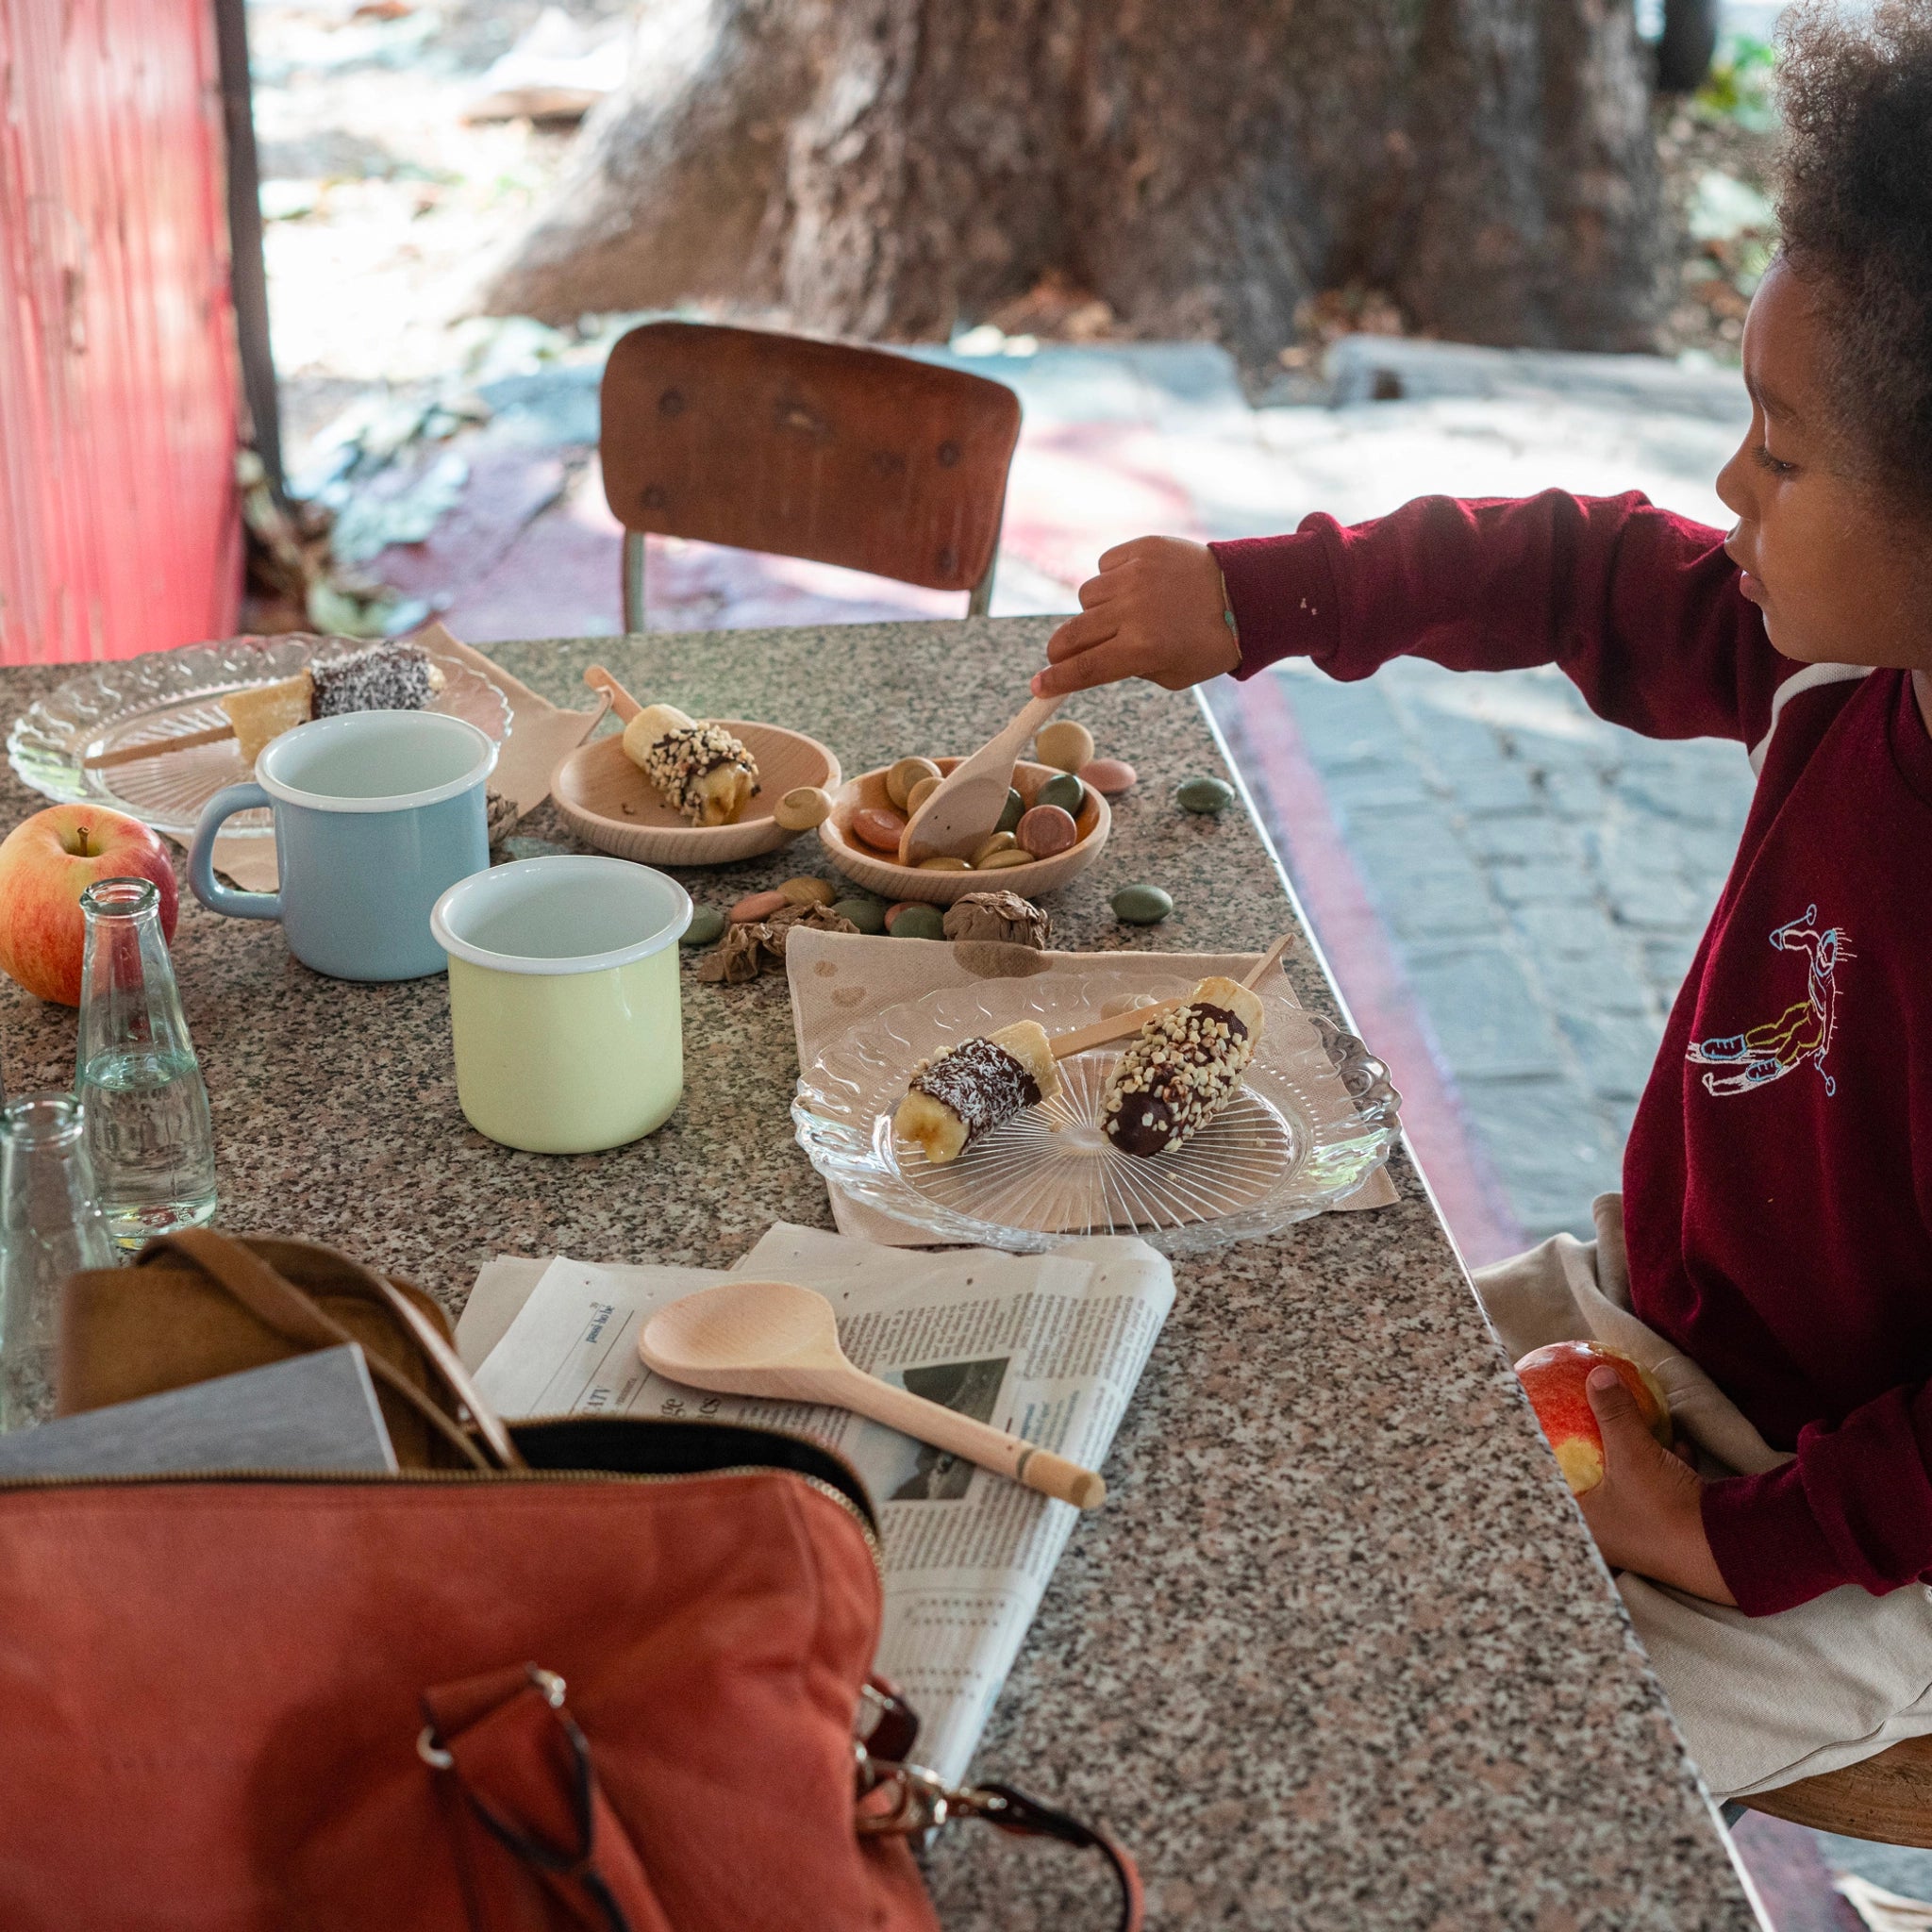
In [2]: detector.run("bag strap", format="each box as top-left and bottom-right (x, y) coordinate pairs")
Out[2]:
(419, 1664), (671, 1932)
(857, 1754), (1142, 1932)
(139, 1228), (523, 1472)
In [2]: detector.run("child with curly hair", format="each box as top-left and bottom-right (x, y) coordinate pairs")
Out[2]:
(1032, 0), (1932, 1800)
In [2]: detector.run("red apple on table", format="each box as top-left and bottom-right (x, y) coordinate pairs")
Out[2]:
(1513, 1340), (1672, 1495)
(0, 805), (178, 1006)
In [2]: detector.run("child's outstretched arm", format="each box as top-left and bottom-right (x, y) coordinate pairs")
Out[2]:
(1037, 490), (1786, 748)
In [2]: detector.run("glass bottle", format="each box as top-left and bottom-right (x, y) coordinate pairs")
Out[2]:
(0, 1093), (116, 1429)
(75, 877), (218, 1245)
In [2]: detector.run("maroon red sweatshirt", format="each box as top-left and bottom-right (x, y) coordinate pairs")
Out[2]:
(1212, 490), (1932, 1616)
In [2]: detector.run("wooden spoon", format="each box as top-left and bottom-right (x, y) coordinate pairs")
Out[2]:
(639, 1279), (1107, 1510)
(583, 663), (642, 723)
(899, 692), (1063, 864)
(1043, 930), (1297, 1060)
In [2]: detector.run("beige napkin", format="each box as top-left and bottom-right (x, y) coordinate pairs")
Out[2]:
(785, 927), (1400, 1246)
(177, 622), (604, 892)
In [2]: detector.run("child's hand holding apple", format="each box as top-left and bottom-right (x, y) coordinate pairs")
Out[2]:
(1515, 1340), (1735, 1607)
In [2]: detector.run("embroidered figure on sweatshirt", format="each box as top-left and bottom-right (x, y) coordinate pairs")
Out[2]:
(1688, 906), (1852, 1099)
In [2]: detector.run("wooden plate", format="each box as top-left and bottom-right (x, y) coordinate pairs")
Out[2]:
(817, 758), (1109, 904)
(550, 721), (841, 866)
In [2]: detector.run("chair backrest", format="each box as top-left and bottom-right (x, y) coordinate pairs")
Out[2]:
(599, 322), (1021, 621)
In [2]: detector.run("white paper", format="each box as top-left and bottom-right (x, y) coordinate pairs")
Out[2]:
(471, 1224), (1174, 1784)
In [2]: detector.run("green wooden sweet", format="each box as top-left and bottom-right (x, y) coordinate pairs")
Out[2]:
(1035, 772), (1086, 816)
(831, 896), (888, 935)
(887, 904), (946, 941)
(1175, 775), (1236, 815)
(1110, 883), (1174, 925)
(681, 906), (726, 947)
(995, 787), (1025, 834)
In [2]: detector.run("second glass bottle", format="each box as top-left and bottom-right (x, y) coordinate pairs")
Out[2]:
(75, 876), (218, 1245)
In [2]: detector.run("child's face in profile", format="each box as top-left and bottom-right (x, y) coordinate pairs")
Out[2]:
(1716, 258), (1932, 675)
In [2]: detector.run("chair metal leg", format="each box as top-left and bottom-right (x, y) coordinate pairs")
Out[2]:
(623, 531), (647, 634)
(966, 543), (997, 619)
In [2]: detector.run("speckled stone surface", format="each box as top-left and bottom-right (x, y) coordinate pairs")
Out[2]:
(0, 624), (1756, 1929)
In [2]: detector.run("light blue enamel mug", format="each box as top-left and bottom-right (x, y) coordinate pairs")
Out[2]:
(187, 710), (496, 982)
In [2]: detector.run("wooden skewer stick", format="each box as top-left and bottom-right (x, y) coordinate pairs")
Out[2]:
(583, 664), (642, 724)
(82, 722), (238, 771)
(640, 1279), (1106, 1509)
(1045, 930), (1296, 1060)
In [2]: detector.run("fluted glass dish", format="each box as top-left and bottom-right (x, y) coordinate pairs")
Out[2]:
(793, 969), (1401, 1254)
(8, 637), (511, 840)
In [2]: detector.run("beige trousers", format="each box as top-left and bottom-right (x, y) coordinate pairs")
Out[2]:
(1474, 1196), (1932, 1800)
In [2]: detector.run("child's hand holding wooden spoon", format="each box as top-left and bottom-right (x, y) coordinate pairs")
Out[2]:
(1032, 536), (1241, 698)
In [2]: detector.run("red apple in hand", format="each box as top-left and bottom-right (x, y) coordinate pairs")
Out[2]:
(1513, 1340), (1671, 1495)
(0, 805), (178, 1006)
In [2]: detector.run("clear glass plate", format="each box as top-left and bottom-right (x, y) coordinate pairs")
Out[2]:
(8, 637), (512, 840)
(793, 970), (1402, 1254)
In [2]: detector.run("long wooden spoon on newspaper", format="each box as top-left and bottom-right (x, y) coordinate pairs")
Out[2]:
(638, 1280), (1107, 1509)
(1043, 930), (1295, 1061)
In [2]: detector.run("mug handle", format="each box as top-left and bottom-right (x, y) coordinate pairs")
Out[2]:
(187, 784), (283, 922)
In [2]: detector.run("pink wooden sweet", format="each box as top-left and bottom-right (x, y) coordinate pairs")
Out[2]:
(1016, 804), (1078, 858)
(729, 890), (789, 924)
(1078, 758), (1139, 795)
(850, 806), (908, 854)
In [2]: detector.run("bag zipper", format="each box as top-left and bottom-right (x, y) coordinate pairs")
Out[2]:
(0, 1451), (885, 1584)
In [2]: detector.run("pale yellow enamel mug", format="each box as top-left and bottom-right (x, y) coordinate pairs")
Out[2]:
(430, 857), (692, 1153)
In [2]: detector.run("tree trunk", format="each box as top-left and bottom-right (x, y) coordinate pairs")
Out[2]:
(478, 0), (1664, 363)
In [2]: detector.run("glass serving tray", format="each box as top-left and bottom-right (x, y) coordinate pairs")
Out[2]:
(8, 637), (512, 840)
(793, 970), (1401, 1255)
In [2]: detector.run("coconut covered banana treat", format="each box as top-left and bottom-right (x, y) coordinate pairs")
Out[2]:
(622, 704), (760, 826)
(895, 1022), (1059, 1164)
(217, 641), (446, 764)
(1101, 976), (1264, 1158)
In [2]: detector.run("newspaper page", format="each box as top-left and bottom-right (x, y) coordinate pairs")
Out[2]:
(470, 1223), (1174, 1783)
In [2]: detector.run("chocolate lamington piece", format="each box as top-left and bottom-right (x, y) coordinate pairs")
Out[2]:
(310, 641), (438, 717)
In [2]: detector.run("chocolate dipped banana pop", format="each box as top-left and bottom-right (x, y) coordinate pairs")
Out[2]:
(895, 1022), (1059, 1164)
(622, 704), (760, 826)
(1101, 976), (1264, 1158)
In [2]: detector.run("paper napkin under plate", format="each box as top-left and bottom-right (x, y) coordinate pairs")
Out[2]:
(784, 927), (1400, 1246)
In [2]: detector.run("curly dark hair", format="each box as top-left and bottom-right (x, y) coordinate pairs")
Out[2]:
(1777, 0), (1932, 510)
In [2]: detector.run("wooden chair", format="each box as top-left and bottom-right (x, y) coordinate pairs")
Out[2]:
(598, 321), (1022, 632)
(1731, 1734), (1932, 1846)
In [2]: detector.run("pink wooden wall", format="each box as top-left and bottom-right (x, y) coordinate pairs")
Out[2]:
(1, 0), (242, 666)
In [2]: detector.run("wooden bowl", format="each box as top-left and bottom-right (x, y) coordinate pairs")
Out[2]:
(549, 721), (841, 866)
(817, 758), (1109, 904)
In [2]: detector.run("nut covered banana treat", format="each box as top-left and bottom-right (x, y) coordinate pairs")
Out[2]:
(895, 1022), (1059, 1164)
(622, 703), (760, 826)
(1101, 976), (1264, 1158)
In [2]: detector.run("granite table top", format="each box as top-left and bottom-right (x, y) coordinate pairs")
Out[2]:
(0, 622), (1757, 1929)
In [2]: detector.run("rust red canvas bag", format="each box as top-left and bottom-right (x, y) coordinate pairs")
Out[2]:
(0, 1422), (941, 1929)
(0, 1233), (1138, 1930)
